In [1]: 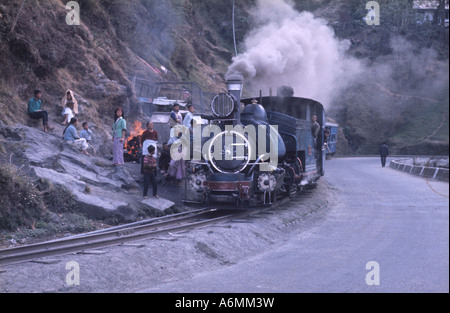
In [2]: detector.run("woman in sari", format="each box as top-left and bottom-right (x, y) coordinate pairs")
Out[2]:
(112, 108), (127, 165)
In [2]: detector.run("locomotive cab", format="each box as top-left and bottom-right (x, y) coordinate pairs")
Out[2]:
(241, 92), (326, 179)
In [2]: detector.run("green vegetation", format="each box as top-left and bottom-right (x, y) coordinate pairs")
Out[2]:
(391, 88), (449, 148)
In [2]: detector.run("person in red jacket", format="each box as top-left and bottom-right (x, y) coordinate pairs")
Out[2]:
(140, 121), (158, 174)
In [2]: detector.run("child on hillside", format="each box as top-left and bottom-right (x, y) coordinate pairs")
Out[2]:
(80, 122), (93, 143)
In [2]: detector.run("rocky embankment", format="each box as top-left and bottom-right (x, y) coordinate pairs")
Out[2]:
(0, 121), (174, 225)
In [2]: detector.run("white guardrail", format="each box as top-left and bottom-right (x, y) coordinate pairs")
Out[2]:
(389, 158), (449, 182)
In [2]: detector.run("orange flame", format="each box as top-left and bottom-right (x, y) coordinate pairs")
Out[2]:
(125, 121), (145, 148)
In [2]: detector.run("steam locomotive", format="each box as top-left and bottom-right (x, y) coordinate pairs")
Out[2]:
(182, 78), (327, 208)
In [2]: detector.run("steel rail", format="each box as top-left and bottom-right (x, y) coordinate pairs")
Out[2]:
(62, 207), (214, 239)
(0, 208), (230, 266)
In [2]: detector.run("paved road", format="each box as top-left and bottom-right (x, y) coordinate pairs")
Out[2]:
(145, 157), (449, 293)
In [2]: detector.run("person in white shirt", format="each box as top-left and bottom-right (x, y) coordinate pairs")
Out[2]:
(61, 101), (74, 125)
(183, 104), (195, 131)
(61, 90), (78, 125)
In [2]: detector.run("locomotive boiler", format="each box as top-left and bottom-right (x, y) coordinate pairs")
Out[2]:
(182, 78), (326, 208)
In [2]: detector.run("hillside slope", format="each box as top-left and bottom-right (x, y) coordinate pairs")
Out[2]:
(0, 0), (238, 127)
(1, 0), (448, 155)
(0, 0), (239, 235)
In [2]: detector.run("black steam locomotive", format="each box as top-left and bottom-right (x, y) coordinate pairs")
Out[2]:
(183, 78), (326, 208)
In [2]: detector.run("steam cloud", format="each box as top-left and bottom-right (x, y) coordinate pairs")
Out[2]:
(226, 0), (362, 107)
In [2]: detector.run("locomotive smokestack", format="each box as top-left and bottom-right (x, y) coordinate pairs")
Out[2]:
(226, 75), (243, 122)
(226, 76), (243, 103)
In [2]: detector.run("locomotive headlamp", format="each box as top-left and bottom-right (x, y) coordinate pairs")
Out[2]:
(211, 93), (235, 118)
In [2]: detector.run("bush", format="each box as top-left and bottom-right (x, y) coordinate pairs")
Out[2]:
(34, 178), (77, 214)
(0, 163), (45, 231)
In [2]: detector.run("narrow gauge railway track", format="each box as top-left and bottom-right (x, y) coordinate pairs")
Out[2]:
(0, 199), (290, 267)
(0, 208), (236, 267)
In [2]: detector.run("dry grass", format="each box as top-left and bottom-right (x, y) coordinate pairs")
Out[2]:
(0, 162), (44, 231)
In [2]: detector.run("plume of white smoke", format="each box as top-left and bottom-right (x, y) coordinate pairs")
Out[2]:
(226, 0), (363, 108)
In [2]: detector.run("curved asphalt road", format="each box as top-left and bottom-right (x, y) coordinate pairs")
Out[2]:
(145, 157), (449, 293)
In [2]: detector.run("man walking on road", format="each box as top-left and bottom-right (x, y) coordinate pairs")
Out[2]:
(380, 143), (389, 167)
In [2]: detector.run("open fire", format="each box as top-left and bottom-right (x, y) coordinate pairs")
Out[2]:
(124, 121), (145, 162)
